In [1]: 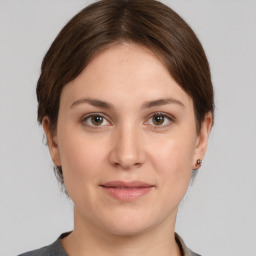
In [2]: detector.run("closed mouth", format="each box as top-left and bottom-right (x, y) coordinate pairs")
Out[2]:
(100, 181), (154, 201)
(100, 180), (154, 189)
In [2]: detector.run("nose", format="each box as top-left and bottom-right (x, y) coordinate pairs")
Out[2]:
(109, 124), (145, 170)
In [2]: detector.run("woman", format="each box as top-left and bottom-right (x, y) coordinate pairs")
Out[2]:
(20, 0), (214, 255)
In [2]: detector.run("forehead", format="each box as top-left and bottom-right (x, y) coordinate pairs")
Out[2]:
(61, 42), (193, 109)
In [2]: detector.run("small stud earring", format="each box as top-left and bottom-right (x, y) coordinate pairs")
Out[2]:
(196, 159), (202, 166)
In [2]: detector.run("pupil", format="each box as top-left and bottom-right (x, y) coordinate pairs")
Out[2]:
(153, 115), (164, 125)
(92, 116), (103, 125)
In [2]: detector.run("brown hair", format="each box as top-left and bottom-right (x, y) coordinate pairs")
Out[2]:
(37, 0), (214, 185)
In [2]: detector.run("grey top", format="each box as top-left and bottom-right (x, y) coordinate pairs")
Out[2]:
(18, 232), (201, 256)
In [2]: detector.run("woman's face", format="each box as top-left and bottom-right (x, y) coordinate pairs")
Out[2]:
(44, 43), (211, 236)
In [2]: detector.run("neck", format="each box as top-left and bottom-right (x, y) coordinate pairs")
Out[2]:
(61, 208), (181, 256)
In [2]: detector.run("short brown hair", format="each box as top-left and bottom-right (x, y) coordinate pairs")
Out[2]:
(37, 0), (214, 185)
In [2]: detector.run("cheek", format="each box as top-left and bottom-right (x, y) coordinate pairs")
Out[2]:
(148, 133), (196, 193)
(151, 131), (195, 170)
(57, 129), (108, 189)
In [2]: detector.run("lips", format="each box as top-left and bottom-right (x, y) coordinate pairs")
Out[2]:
(100, 181), (154, 201)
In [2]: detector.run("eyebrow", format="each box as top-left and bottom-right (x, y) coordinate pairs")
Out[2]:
(70, 97), (184, 109)
(141, 98), (185, 109)
(70, 98), (114, 109)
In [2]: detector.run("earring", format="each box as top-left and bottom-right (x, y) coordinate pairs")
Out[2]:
(196, 159), (202, 166)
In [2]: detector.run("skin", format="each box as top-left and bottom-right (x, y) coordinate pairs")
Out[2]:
(43, 43), (212, 256)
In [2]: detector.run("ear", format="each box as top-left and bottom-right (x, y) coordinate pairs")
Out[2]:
(192, 112), (213, 169)
(42, 117), (61, 167)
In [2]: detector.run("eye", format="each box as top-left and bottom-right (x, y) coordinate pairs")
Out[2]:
(82, 113), (111, 127)
(146, 113), (173, 127)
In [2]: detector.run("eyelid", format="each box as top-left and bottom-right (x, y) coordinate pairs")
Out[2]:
(144, 112), (175, 128)
(81, 112), (112, 127)
(81, 111), (174, 128)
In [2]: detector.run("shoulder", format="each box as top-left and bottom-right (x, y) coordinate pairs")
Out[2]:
(18, 233), (70, 256)
(189, 250), (202, 256)
(18, 245), (51, 256)
(175, 233), (202, 256)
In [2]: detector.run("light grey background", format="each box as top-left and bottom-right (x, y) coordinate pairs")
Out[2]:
(1, 1), (255, 255)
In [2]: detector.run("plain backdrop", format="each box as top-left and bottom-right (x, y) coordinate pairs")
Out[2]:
(1, 1), (256, 255)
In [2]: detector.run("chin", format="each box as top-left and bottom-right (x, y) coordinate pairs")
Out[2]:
(93, 207), (169, 237)
(103, 221), (153, 237)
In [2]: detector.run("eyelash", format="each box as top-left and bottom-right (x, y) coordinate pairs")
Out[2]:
(81, 112), (174, 129)
(145, 112), (174, 128)
(81, 112), (112, 128)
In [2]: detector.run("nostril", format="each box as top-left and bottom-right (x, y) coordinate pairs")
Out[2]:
(113, 161), (142, 170)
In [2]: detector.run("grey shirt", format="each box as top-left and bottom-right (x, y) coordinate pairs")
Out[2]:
(18, 232), (201, 256)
